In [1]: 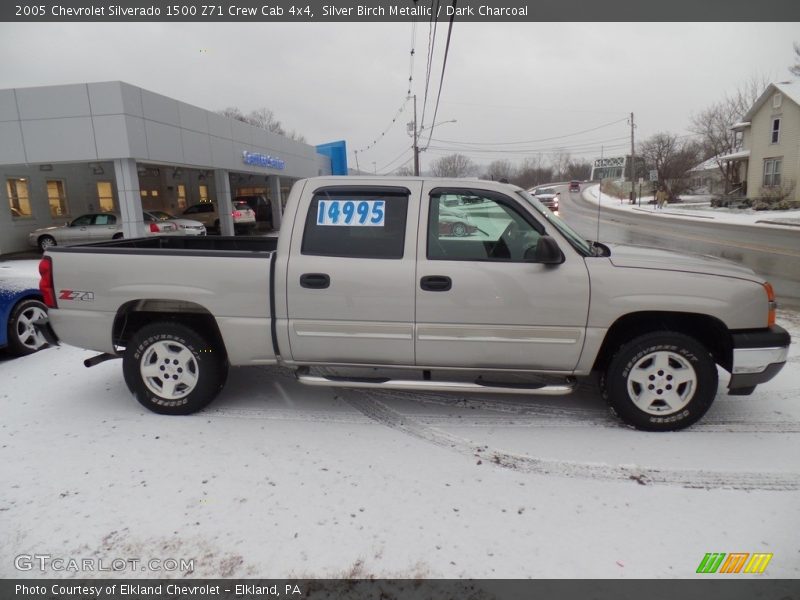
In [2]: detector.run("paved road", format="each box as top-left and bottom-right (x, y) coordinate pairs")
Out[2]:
(557, 185), (800, 309)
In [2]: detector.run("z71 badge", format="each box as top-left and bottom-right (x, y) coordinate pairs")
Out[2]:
(58, 290), (95, 301)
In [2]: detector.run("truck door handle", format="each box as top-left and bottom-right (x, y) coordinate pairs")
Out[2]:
(420, 275), (452, 292)
(300, 273), (330, 289)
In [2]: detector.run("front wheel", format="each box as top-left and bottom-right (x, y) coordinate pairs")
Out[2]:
(122, 322), (228, 415)
(602, 332), (718, 431)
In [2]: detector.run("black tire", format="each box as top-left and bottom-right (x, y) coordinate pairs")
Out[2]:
(112, 233), (124, 240)
(602, 332), (718, 431)
(38, 235), (56, 251)
(6, 298), (49, 356)
(122, 321), (228, 415)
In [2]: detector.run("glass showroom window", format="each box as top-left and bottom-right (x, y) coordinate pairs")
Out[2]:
(7, 178), (32, 218)
(771, 118), (780, 144)
(96, 181), (115, 212)
(198, 184), (209, 203)
(177, 184), (187, 210)
(47, 180), (69, 217)
(763, 159), (781, 187)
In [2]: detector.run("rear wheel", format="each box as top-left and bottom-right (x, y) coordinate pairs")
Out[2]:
(602, 332), (718, 431)
(112, 233), (124, 240)
(6, 298), (48, 355)
(122, 322), (228, 415)
(38, 235), (56, 251)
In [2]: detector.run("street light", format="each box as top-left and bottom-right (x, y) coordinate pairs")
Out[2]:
(407, 94), (457, 176)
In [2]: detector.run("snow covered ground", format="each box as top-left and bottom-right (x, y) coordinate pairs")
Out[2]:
(1, 292), (798, 578)
(583, 185), (800, 229)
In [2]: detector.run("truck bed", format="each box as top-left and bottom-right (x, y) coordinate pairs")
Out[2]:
(48, 235), (279, 255)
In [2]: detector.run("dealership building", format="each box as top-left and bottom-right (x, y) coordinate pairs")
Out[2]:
(0, 81), (346, 255)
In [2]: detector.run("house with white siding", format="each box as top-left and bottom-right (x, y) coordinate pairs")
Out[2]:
(725, 81), (800, 205)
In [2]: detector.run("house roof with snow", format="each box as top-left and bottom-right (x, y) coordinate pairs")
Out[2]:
(742, 80), (800, 122)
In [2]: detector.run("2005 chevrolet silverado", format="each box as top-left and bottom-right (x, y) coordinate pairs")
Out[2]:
(38, 177), (790, 431)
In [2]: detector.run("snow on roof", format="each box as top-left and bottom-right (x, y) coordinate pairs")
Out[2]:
(743, 80), (800, 121)
(730, 121), (750, 130)
(689, 155), (724, 172)
(718, 149), (750, 161)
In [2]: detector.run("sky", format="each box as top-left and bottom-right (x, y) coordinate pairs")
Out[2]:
(1, 22), (798, 174)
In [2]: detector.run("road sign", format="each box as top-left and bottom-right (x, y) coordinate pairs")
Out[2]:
(649, 170), (658, 182)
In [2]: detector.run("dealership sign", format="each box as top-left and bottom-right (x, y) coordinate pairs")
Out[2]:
(242, 151), (285, 170)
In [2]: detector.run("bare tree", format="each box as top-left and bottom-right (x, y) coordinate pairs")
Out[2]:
(689, 75), (768, 193)
(218, 106), (306, 142)
(430, 154), (477, 178)
(564, 160), (592, 181)
(791, 42), (800, 76)
(549, 149), (572, 181)
(483, 159), (515, 182)
(513, 155), (553, 189)
(638, 133), (702, 197)
(393, 165), (415, 176)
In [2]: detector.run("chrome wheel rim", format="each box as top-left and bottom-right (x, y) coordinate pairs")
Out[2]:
(452, 222), (467, 237)
(39, 237), (55, 250)
(626, 350), (697, 415)
(15, 304), (47, 351)
(140, 340), (199, 400)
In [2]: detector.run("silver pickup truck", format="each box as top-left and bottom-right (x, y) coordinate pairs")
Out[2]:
(37, 177), (790, 431)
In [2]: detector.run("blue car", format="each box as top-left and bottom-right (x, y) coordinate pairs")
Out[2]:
(0, 261), (49, 356)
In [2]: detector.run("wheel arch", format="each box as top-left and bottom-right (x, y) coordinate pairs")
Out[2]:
(112, 299), (228, 360)
(592, 311), (732, 373)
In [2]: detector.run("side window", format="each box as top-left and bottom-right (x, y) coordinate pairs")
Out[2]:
(427, 190), (542, 261)
(71, 215), (93, 226)
(302, 189), (409, 259)
(93, 214), (116, 225)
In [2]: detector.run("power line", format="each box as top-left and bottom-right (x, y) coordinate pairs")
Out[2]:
(426, 135), (631, 155)
(419, 0), (439, 132)
(422, 0), (456, 150)
(429, 117), (629, 146)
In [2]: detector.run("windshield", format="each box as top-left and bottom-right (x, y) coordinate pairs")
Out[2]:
(535, 188), (555, 195)
(149, 211), (175, 220)
(516, 190), (593, 256)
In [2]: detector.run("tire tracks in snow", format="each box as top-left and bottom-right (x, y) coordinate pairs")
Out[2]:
(344, 392), (800, 492)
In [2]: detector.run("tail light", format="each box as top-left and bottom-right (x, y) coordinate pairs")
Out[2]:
(763, 282), (776, 327)
(149, 223), (160, 232)
(232, 210), (242, 218)
(39, 256), (57, 308)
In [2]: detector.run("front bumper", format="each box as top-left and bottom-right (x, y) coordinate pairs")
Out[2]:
(728, 325), (790, 393)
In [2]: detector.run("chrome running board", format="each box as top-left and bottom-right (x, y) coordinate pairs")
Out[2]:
(296, 371), (575, 396)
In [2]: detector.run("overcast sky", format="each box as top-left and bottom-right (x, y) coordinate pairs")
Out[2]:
(1, 22), (798, 173)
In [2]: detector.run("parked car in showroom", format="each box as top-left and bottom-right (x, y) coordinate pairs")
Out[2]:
(0, 261), (48, 356)
(182, 201), (256, 233)
(234, 195), (273, 230)
(143, 211), (205, 235)
(531, 187), (560, 213)
(28, 213), (123, 251)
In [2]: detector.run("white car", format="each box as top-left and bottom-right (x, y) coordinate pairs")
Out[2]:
(144, 211), (206, 236)
(530, 187), (560, 212)
(182, 201), (256, 233)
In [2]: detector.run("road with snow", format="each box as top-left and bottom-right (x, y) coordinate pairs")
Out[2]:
(558, 186), (800, 308)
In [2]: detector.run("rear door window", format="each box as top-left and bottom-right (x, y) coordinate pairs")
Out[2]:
(302, 188), (409, 259)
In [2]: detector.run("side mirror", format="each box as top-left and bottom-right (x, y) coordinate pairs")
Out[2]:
(524, 235), (565, 265)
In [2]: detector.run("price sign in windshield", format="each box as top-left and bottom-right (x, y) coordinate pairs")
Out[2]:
(316, 200), (385, 226)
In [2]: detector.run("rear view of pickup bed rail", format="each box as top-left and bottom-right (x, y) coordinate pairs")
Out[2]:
(38, 176), (790, 431)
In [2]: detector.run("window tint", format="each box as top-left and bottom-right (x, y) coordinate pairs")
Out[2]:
(427, 190), (542, 262)
(71, 215), (93, 226)
(302, 189), (408, 259)
(94, 214), (116, 225)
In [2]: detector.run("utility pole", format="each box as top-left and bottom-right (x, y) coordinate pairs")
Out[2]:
(412, 94), (420, 176)
(629, 112), (636, 204)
